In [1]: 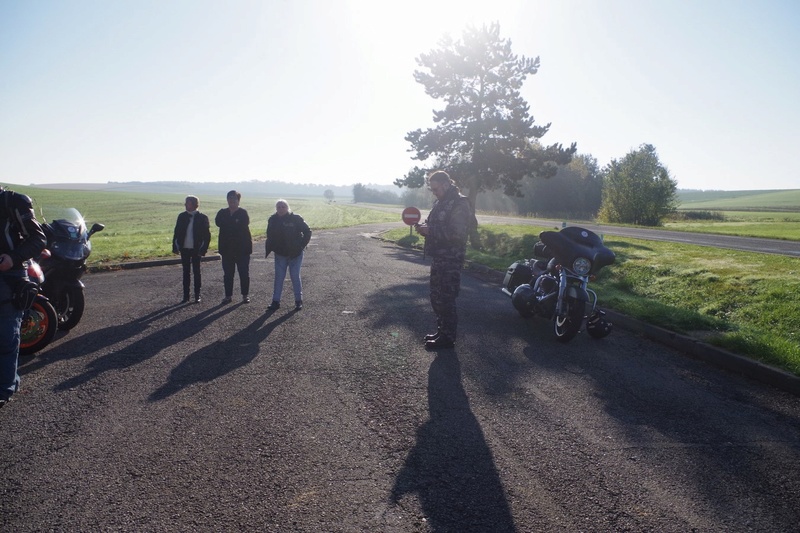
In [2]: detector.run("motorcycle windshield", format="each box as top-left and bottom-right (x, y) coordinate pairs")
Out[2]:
(539, 227), (615, 274)
(41, 207), (92, 259)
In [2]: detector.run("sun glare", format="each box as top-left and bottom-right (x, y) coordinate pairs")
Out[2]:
(342, 0), (528, 59)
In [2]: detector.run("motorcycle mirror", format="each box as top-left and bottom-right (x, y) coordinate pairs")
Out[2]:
(88, 223), (105, 238)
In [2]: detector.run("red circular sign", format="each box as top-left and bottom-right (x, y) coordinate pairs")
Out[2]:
(401, 206), (421, 226)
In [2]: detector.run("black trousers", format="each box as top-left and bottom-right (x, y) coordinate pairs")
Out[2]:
(221, 253), (250, 298)
(180, 249), (202, 298)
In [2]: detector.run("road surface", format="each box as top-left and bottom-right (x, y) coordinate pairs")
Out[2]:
(2, 223), (799, 531)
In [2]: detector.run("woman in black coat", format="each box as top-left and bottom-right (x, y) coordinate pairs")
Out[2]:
(215, 190), (252, 303)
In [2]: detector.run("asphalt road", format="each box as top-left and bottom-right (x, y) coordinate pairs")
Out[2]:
(3, 223), (799, 532)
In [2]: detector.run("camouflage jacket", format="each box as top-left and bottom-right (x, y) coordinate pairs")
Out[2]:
(423, 186), (472, 261)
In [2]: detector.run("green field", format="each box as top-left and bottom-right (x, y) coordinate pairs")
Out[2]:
(8, 185), (397, 264)
(670, 189), (800, 240)
(677, 188), (800, 211)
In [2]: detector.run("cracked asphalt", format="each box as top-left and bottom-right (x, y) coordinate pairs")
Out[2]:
(2, 223), (799, 532)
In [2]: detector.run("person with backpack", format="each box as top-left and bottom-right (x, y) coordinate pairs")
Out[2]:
(0, 187), (46, 409)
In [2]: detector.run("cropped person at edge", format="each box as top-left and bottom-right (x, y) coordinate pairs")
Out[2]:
(264, 199), (312, 311)
(0, 187), (46, 409)
(173, 195), (210, 304)
(215, 190), (252, 304)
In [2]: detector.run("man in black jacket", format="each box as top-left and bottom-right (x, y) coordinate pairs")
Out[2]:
(264, 199), (312, 311)
(0, 187), (46, 409)
(173, 196), (211, 303)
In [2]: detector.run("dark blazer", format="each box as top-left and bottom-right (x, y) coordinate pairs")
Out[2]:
(215, 208), (252, 257)
(172, 211), (211, 255)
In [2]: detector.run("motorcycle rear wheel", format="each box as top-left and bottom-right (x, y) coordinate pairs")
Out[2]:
(54, 286), (85, 331)
(553, 297), (585, 343)
(20, 298), (59, 356)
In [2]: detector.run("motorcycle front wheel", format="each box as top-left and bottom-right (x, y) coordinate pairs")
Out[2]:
(20, 298), (59, 356)
(54, 285), (85, 331)
(553, 297), (585, 343)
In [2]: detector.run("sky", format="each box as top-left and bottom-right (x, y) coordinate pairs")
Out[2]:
(1, 0), (798, 191)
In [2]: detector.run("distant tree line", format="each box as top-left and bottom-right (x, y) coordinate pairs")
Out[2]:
(395, 152), (600, 217)
(395, 144), (675, 224)
(352, 183), (400, 204)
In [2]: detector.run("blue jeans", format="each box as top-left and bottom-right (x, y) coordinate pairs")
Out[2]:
(272, 252), (303, 302)
(0, 273), (24, 401)
(221, 254), (250, 297)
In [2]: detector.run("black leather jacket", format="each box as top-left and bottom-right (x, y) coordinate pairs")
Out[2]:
(0, 189), (46, 270)
(264, 212), (311, 259)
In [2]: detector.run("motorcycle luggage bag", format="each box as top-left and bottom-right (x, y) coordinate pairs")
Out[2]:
(503, 261), (533, 293)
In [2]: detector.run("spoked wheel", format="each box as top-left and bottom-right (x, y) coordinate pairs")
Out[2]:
(53, 286), (85, 331)
(20, 297), (59, 356)
(553, 297), (586, 343)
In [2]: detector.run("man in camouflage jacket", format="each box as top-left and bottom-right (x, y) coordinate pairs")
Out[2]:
(415, 170), (472, 349)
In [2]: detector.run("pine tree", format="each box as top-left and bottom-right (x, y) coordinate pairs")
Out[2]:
(395, 22), (576, 212)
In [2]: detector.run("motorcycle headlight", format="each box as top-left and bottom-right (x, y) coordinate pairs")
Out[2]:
(572, 257), (592, 276)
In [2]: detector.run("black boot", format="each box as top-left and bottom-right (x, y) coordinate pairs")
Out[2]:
(425, 335), (455, 350)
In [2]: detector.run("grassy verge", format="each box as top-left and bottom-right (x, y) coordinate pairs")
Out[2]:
(383, 224), (800, 377)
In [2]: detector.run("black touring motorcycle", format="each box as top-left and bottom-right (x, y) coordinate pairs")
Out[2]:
(501, 226), (615, 342)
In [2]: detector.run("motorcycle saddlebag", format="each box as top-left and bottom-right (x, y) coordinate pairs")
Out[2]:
(503, 261), (533, 293)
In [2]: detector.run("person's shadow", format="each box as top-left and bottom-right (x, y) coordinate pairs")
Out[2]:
(391, 352), (516, 532)
(54, 303), (237, 392)
(20, 303), (188, 376)
(148, 311), (295, 401)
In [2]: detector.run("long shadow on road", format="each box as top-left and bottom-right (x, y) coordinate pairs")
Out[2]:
(391, 351), (516, 532)
(20, 303), (187, 377)
(148, 310), (295, 401)
(53, 303), (239, 392)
